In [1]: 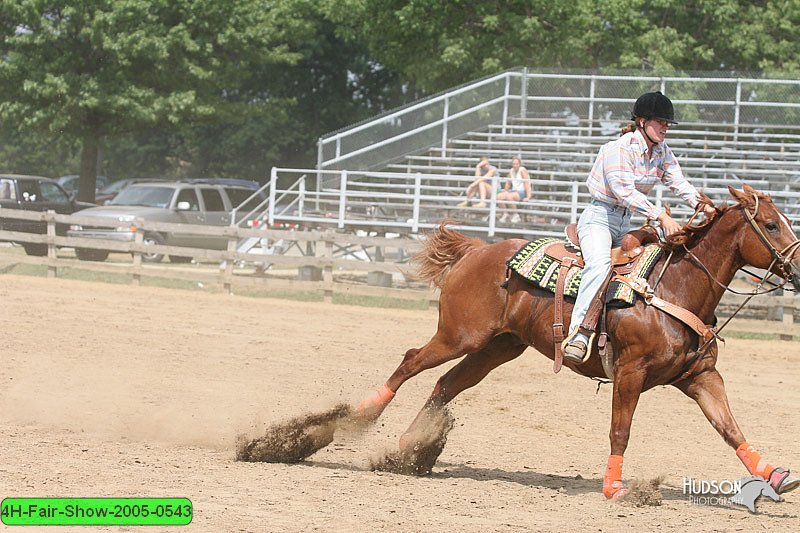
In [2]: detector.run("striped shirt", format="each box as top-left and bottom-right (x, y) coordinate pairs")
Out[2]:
(586, 129), (701, 220)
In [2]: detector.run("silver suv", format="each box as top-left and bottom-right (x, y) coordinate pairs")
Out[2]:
(67, 181), (260, 262)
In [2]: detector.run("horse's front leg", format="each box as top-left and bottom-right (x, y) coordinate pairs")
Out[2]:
(604, 367), (647, 499)
(675, 369), (799, 494)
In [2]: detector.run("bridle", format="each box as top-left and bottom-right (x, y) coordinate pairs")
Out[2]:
(739, 192), (800, 283)
(654, 193), (799, 385)
(678, 193), (800, 344)
(683, 193), (800, 296)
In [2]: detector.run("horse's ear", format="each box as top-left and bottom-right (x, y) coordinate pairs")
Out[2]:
(698, 191), (715, 208)
(728, 185), (754, 206)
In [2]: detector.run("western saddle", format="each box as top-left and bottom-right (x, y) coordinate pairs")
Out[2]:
(549, 223), (661, 376)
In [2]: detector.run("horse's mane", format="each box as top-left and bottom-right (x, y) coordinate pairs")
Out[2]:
(662, 188), (773, 252)
(413, 219), (485, 288)
(661, 192), (731, 251)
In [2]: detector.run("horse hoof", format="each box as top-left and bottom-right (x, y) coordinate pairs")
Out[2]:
(770, 468), (800, 494)
(603, 480), (628, 500)
(611, 487), (629, 500)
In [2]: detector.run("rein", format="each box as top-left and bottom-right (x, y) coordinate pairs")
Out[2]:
(681, 193), (800, 337)
(654, 194), (799, 386)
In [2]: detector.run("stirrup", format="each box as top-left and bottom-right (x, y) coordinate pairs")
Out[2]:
(563, 340), (587, 364)
(560, 330), (596, 365)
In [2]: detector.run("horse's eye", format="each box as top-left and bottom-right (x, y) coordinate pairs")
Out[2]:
(765, 222), (779, 233)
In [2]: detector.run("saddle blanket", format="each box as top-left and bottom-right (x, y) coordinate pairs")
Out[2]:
(506, 238), (664, 307)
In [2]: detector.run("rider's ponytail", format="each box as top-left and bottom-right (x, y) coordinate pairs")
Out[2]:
(620, 123), (636, 136)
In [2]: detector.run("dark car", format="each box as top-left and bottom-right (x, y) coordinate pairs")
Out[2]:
(56, 175), (111, 196)
(0, 174), (95, 255)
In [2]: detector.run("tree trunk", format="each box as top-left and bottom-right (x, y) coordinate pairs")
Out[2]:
(78, 133), (100, 203)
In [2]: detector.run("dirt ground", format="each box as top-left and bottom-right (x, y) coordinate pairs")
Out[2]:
(1, 274), (799, 532)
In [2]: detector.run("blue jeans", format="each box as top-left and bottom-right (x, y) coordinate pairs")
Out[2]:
(569, 200), (632, 335)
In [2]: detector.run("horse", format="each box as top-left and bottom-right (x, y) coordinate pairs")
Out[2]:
(241, 185), (800, 500)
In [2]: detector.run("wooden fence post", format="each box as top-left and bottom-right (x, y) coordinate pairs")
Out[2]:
(323, 230), (334, 303)
(780, 295), (796, 341)
(132, 219), (144, 286)
(223, 226), (238, 294)
(46, 210), (56, 278)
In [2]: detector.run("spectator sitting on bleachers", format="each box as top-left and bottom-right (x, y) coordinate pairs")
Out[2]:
(497, 157), (532, 223)
(457, 156), (497, 209)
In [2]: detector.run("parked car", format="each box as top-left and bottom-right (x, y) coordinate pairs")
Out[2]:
(94, 178), (151, 205)
(67, 181), (260, 263)
(183, 178), (261, 189)
(56, 174), (111, 196)
(182, 178), (266, 217)
(0, 174), (96, 255)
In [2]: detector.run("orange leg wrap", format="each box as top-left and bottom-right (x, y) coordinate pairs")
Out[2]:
(736, 442), (775, 480)
(354, 384), (395, 420)
(602, 455), (627, 499)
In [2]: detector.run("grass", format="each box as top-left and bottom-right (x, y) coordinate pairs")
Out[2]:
(0, 260), (787, 316)
(2, 263), (207, 291)
(723, 330), (797, 341)
(0, 262), (432, 310)
(332, 293), (429, 310)
(234, 287), (322, 302)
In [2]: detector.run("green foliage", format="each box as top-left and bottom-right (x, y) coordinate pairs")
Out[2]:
(2, 0), (800, 188)
(0, 0), (302, 135)
(0, 0), (416, 185)
(326, 0), (800, 92)
(0, 0), (310, 192)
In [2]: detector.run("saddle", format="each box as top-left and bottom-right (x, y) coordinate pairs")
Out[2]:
(550, 224), (660, 375)
(562, 223), (659, 267)
(547, 223), (717, 378)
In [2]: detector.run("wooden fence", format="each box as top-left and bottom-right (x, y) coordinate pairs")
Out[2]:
(0, 209), (436, 305)
(0, 209), (796, 328)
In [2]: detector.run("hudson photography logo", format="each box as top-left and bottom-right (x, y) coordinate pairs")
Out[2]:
(683, 476), (781, 513)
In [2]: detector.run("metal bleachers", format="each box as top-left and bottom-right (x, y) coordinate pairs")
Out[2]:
(255, 71), (800, 246)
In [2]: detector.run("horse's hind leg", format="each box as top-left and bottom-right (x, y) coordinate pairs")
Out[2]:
(676, 369), (799, 494)
(354, 325), (497, 421)
(399, 334), (527, 449)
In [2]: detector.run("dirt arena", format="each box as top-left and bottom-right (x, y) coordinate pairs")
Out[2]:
(1, 274), (799, 532)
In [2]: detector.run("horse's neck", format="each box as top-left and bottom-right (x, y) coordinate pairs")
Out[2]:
(659, 212), (743, 321)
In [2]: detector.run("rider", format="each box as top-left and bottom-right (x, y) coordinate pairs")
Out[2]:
(563, 91), (716, 364)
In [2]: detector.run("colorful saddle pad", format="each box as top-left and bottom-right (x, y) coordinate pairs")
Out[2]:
(506, 238), (664, 307)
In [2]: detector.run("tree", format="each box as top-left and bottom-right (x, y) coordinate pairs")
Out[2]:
(326, 0), (800, 93)
(173, 4), (419, 178)
(0, 0), (309, 201)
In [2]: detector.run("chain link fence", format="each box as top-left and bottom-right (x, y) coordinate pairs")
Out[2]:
(318, 68), (800, 177)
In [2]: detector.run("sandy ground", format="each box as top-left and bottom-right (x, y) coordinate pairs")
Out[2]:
(1, 274), (799, 532)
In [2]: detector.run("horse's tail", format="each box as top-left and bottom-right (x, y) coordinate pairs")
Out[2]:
(413, 220), (485, 288)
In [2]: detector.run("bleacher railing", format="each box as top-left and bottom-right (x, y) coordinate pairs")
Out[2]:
(317, 69), (800, 180)
(268, 167), (800, 239)
(317, 70), (523, 177)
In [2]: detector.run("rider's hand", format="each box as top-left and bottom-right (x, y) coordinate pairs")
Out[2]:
(657, 211), (682, 238)
(702, 203), (716, 218)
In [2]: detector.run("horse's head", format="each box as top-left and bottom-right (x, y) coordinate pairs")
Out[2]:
(729, 184), (800, 291)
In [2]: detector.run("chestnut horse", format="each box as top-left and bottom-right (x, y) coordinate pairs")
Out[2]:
(353, 185), (800, 499)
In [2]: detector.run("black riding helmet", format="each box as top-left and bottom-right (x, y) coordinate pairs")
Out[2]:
(631, 91), (678, 125)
